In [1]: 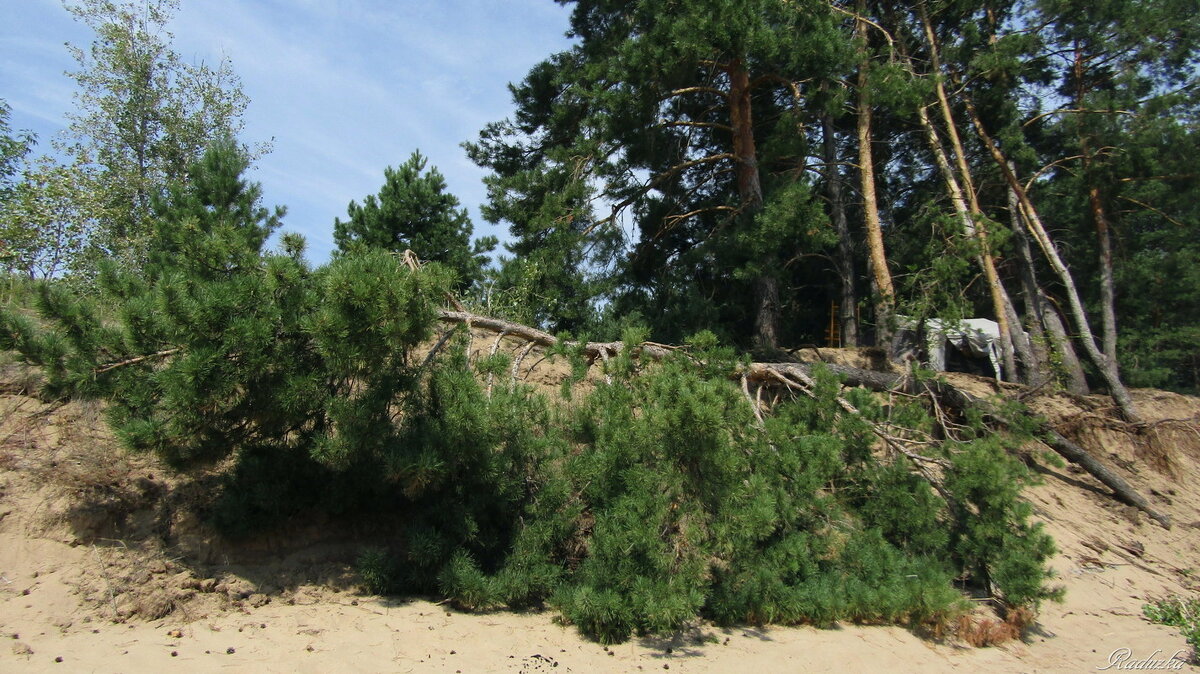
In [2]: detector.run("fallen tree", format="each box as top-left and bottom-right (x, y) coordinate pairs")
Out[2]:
(435, 309), (1171, 529)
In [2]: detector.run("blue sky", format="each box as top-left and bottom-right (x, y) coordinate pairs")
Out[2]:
(0, 0), (575, 263)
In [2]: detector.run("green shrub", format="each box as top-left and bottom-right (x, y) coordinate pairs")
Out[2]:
(356, 546), (400, 595)
(439, 550), (498, 610)
(1144, 597), (1200, 662)
(0, 143), (1061, 644)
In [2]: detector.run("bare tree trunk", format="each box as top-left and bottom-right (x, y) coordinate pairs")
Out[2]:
(1072, 50), (1120, 364)
(1005, 162), (1088, 393)
(1086, 166), (1120, 362)
(1041, 292), (1091, 395)
(855, 8), (895, 348)
(1005, 181), (1049, 387)
(999, 283), (1037, 383)
(913, 3), (1018, 380)
(727, 58), (777, 350)
(822, 111), (858, 347)
(918, 2), (976, 212)
(964, 96), (1138, 419)
(915, 103), (1017, 380)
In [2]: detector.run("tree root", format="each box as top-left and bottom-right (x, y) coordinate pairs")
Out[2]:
(436, 308), (1171, 529)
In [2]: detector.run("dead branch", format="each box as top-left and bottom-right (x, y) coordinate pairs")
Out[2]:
(421, 328), (457, 370)
(664, 86), (727, 99)
(1023, 108), (1135, 127)
(93, 348), (181, 375)
(656, 120), (734, 133)
(1117, 196), (1187, 228)
(484, 330), (509, 398)
(741, 374), (765, 427)
(581, 153), (737, 236)
(434, 308), (1170, 528)
(511, 342), (536, 390)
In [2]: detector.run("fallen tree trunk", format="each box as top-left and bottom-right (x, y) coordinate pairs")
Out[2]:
(751, 363), (1169, 530)
(436, 309), (1171, 529)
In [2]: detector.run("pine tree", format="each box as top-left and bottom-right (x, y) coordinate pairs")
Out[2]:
(333, 151), (495, 292)
(1024, 0), (1200, 392)
(0, 138), (457, 525)
(466, 52), (616, 333)
(472, 0), (851, 349)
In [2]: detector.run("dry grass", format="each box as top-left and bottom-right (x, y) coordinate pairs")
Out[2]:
(955, 613), (1022, 647)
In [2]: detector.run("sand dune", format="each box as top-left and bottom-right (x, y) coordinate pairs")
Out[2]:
(1, 373), (1197, 672)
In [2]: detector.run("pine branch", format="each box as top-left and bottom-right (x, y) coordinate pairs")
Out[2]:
(434, 308), (1171, 528)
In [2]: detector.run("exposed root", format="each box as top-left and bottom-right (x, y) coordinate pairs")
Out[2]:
(435, 308), (1171, 529)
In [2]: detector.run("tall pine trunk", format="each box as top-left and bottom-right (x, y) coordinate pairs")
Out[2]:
(822, 110), (858, 347)
(1004, 172), (1050, 385)
(914, 101), (1018, 380)
(1005, 161), (1088, 393)
(1082, 148), (1120, 363)
(1073, 48), (1120, 363)
(855, 9), (895, 348)
(915, 1), (1019, 380)
(965, 96), (1139, 421)
(727, 58), (777, 350)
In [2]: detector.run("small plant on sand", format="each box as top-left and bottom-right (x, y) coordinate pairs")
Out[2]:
(356, 547), (400, 595)
(1144, 596), (1200, 662)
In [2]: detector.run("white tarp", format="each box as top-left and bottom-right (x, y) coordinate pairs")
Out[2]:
(894, 316), (1005, 382)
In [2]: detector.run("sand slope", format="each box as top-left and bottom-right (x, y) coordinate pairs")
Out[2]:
(1, 368), (1198, 672)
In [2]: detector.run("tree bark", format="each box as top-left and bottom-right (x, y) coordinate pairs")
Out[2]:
(912, 5), (1019, 381)
(727, 59), (763, 211)
(854, 8), (895, 348)
(726, 57), (777, 350)
(1086, 165), (1120, 363)
(1041, 292), (1092, 395)
(962, 95), (1140, 422)
(999, 282), (1037, 383)
(1072, 48), (1120, 364)
(822, 110), (858, 347)
(1005, 167), (1050, 382)
(915, 102), (1017, 380)
(1005, 162), (1089, 394)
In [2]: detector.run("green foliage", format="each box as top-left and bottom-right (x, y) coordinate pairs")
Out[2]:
(463, 363), (1051, 642)
(0, 102), (86, 280)
(356, 546), (401, 595)
(59, 0), (264, 266)
(895, 214), (977, 324)
(944, 435), (1062, 608)
(333, 151), (495, 292)
(439, 550), (499, 611)
(1, 144), (1060, 649)
(0, 157), (91, 279)
(0, 101), (34, 197)
(1143, 597), (1200, 661)
(468, 0), (854, 347)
